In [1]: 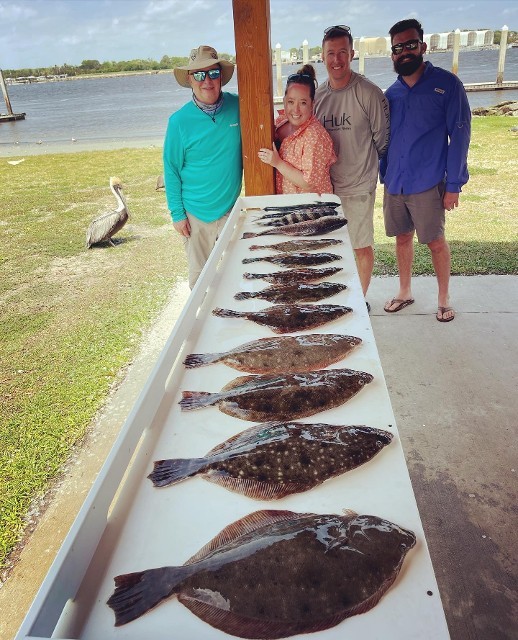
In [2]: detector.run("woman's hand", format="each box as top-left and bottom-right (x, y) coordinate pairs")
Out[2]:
(258, 143), (280, 168)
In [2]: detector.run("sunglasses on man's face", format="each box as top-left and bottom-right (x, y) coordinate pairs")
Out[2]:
(190, 68), (221, 82)
(391, 39), (422, 55)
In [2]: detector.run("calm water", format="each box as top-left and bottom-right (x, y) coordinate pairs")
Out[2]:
(1, 48), (517, 157)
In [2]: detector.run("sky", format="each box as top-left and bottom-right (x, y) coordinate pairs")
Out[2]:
(1, 0), (517, 70)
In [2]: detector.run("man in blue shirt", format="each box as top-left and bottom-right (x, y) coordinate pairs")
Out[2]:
(380, 19), (471, 322)
(163, 45), (242, 288)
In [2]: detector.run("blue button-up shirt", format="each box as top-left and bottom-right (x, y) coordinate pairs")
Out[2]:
(380, 61), (471, 195)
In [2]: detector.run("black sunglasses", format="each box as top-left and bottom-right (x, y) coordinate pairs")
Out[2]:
(287, 73), (313, 83)
(391, 39), (422, 55)
(324, 25), (351, 35)
(190, 68), (221, 82)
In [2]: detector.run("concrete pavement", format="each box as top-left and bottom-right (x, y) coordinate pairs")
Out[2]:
(1, 275), (516, 640)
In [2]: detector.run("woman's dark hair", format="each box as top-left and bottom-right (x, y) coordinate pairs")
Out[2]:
(285, 64), (318, 99)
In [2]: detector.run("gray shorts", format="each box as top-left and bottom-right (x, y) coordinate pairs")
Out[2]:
(338, 191), (376, 249)
(383, 183), (445, 244)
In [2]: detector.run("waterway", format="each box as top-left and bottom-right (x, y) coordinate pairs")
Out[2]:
(1, 48), (517, 157)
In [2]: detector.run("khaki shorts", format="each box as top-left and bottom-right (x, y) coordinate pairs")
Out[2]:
(338, 191), (376, 250)
(185, 212), (229, 289)
(383, 183), (445, 244)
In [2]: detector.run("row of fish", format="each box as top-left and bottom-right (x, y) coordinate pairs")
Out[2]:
(106, 202), (416, 638)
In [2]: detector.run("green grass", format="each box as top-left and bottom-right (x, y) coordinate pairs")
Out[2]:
(0, 147), (187, 568)
(0, 116), (517, 573)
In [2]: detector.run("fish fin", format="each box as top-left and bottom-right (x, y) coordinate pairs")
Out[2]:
(212, 307), (243, 318)
(233, 291), (254, 300)
(220, 373), (258, 391)
(184, 510), (312, 565)
(179, 594), (318, 640)
(107, 566), (182, 626)
(179, 390), (219, 411)
(183, 352), (222, 368)
(147, 457), (207, 487)
(206, 473), (304, 500)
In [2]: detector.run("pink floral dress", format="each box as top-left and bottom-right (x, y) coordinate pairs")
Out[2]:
(275, 114), (337, 195)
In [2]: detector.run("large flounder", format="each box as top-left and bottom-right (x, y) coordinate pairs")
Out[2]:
(234, 282), (347, 304)
(242, 251), (341, 268)
(149, 422), (393, 496)
(242, 215), (346, 238)
(107, 509), (416, 637)
(212, 303), (352, 334)
(183, 334), (361, 373)
(243, 266), (342, 284)
(179, 368), (373, 422)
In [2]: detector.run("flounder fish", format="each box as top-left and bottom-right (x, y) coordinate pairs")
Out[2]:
(234, 281), (347, 303)
(242, 216), (346, 239)
(183, 334), (362, 373)
(179, 368), (373, 422)
(243, 266), (342, 284)
(249, 238), (343, 252)
(212, 303), (352, 334)
(242, 251), (341, 268)
(258, 209), (339, 227)
(107, 509), (416, 637)
(149, 422), (393, 496)
(255, 207), (338, 222)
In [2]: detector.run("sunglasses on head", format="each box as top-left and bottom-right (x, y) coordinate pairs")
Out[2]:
(391, 39), (421, 55)
(190, 68), (221, 82)
(287, 73), (313, 83)
(324, 25), (350, 35)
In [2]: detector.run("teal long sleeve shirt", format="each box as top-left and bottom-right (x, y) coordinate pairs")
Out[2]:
(163, 92), (243, 223)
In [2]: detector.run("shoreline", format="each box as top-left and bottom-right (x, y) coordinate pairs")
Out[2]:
(0, 137), (164, 158)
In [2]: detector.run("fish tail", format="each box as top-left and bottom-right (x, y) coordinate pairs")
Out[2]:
(212, 307), (244, 319)
(234, 291), (254, 300)
(242, 257), (260, 264)
(180, 390), (220, 411)
(183, 352), (222, 368)
(242, 272), (263, 280)
(107, 566), (183, 626)
(248, 244), (265, 251)
(148, 457), (206, 487)
(242, 232), (258, 239)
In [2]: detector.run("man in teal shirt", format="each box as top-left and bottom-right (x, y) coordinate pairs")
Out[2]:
(163, 45), (242, 288)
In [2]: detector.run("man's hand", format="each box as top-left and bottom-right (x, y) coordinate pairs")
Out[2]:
(443, 191), (459, 212)
(173, 218), (191, 237)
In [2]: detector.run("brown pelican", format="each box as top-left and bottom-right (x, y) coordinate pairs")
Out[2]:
(86, 177), (129, 248)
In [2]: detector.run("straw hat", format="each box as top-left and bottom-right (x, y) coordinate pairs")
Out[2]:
(174, 45), (235, 88)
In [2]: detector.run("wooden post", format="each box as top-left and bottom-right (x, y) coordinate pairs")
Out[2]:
(358, 37), (365, 76)
(0, 69), (14, 114)
(275, 43), (283, 98)
(302, 39), (309, 64)
(497, 25), (508, 85)
(232, 0), (275, 195)
(452, 29), (460, 76)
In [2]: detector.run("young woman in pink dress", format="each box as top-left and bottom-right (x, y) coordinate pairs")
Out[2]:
(258, 65), (336, 194)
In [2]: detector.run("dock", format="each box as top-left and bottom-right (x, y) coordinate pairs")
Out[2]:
(0, 112), (26, 122)
(464, 80), (518, 92)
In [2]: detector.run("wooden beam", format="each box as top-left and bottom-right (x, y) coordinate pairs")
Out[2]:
(232, 0), (275, 195)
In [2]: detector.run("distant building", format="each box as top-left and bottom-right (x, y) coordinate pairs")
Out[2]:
(353, 30), (494, 55)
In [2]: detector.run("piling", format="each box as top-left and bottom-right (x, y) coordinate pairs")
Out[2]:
(497, 25), (509, 85)
(452, 29), (461, 75)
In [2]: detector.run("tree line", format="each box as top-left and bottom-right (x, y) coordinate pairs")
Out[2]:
(4, 31), (516, 79)
(2, 53), (234, 79)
